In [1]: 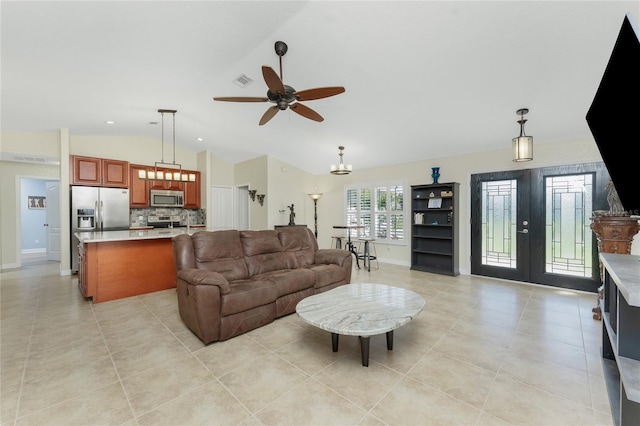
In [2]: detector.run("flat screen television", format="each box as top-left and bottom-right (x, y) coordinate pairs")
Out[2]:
(586, 13), (640, 215)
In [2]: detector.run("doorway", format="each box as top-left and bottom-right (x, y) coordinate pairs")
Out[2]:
(470, 162), (609, 292)
(19, 177), (60, 265)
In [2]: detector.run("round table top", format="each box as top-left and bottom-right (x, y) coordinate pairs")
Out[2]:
(296, 283), (425, 336)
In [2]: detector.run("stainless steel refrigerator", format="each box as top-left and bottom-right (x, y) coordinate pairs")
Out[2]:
(70, 186), (130, 272)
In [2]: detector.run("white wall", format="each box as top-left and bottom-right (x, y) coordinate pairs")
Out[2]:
(2, 132), (638, 274)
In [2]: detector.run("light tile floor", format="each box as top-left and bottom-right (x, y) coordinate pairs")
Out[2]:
(1, 260), (614, 425)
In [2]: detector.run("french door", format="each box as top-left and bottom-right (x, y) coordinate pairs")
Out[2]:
(470, 162), (610, 292)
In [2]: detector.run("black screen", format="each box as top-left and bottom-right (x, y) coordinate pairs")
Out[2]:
(586, 14), (640, 214)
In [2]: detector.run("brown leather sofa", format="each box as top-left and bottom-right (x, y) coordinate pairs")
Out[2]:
(172, 226), (352, 344)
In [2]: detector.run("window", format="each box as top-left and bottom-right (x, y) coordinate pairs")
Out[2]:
(345, 181), (406, 244)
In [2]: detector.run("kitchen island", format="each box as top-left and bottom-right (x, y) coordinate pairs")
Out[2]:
(75, 227), (206, 303)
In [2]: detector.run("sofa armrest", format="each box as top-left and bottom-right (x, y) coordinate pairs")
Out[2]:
(177, 269), (231, 294)
(314, 249), (352, 267)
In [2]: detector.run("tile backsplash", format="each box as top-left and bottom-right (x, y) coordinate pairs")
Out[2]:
(130, 208), (206, 227)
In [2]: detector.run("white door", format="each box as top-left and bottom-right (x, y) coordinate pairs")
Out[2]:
(45, 181), (61, 261)
(210, 186), (234, 230)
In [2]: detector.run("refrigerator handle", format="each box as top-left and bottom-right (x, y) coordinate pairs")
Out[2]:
(100, 200), (104, 230)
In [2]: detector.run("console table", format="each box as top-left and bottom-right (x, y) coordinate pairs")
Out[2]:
(600, 253), (640, 426)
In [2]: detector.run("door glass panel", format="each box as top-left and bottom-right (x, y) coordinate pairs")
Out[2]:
(545, 174), (593, 276)
(481, 180), (517, 268)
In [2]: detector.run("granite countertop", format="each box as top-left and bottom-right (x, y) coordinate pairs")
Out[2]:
(599, 253), (640, 307)
(75, 227), (209, 243)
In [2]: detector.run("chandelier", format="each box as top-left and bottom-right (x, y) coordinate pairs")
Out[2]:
(138, 109), (196, 182)
(330, 146), (352, 175)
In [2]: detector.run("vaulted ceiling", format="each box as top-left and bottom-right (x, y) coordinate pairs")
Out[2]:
(2, 1), (638, 174)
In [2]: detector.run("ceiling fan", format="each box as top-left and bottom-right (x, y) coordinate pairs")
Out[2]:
(213, 41), (345, 125)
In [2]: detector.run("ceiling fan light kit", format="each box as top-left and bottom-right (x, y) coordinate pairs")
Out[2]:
(330, 146), (352, 175)
(214, 41), (345, 125)
(512, 108), (533, 162)
(138, 109), (196, 182)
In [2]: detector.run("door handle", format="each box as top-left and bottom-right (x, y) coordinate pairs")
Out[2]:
(517, 229), (529, 234)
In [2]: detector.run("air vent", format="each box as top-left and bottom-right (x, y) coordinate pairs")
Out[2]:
(1, 152), (60, 165)
(233, 74), (254, 88)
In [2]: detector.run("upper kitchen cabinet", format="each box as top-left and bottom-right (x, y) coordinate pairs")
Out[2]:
(71, 155), (129, 188)
(183, 171), (201, 209)
(129, 164), (150, 208)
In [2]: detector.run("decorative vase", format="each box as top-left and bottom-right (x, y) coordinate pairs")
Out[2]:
(431, 167), (440, 184)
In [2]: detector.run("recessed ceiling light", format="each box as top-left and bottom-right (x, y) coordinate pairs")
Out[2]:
(105, 120), (115, 125)
(196, 137), (204, 142)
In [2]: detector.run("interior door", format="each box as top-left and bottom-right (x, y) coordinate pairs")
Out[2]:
(471, 162), (609, 292)
(45, 181), (61, 261)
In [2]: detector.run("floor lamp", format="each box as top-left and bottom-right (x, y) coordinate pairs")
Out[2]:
(308, 193), (322, 238)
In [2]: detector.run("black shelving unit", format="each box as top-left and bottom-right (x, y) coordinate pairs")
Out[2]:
(411, 182), (459, 276)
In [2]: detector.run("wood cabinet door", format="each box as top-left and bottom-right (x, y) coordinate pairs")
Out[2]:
(184, 171), (201, 208)
(102, 159), (129, 187)
(129, 164), (150, 208)
(71, 156), (101, 185)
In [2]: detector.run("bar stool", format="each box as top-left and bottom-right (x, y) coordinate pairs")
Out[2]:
(357, 237), (379, 271)
(331, 235), (345, 249)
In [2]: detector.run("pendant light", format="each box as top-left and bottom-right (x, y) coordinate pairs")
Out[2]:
(330, 146), (352, 175)
(138, 109), (196, 182)
(512, 108), (533, 162)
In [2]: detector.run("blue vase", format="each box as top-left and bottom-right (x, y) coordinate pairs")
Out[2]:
(431, 167), (440, 184)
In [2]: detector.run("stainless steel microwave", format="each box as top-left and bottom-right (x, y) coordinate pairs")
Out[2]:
(150, 190), (184, 207)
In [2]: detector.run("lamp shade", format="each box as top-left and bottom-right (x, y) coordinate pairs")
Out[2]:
(513, 135), (533, 162)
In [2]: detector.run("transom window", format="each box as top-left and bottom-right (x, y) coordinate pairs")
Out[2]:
(345, 181), (406, 244)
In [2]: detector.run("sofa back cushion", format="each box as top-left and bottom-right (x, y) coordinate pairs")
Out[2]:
(191, 231), (249, 281)
(241, 230), (293, 276)
(278, 227), (317, 268)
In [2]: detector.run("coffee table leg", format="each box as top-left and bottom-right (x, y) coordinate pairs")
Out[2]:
(386, 330), (394, 350)
(331, 333), (339, 352)
(359, 336), (370, 367)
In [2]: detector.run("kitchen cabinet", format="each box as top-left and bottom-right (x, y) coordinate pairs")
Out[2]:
(71, 155), (129, 187)
(183, 171), (201, 209)
(129, 164), (150, 208)
(410, 182), (459, 276)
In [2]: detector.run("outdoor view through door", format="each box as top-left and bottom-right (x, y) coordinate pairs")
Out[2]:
(470, 162), (610, 292)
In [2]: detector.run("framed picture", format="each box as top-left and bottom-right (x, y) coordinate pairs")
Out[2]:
(28, 196), (46, 209)
(427, 197), (442, 209)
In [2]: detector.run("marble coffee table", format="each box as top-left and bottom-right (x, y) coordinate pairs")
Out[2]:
(296, 283), (425, 366)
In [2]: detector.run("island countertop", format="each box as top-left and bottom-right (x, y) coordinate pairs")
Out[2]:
(75, 227), (208, 243)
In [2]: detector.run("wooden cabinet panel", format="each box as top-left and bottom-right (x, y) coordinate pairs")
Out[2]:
(130, 164), (150, 208)
(184, 171), (201, 209)
(71, 156), (101, 185)
(102, 159), (129, 187)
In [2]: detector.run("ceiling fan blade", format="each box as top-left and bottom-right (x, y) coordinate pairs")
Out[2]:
(259, 106), (280, 126)
(262, 66), (286, 95)
(213, 96), (268, 102)
(290, 103), (324, 122)
(294, 87), (345, 101)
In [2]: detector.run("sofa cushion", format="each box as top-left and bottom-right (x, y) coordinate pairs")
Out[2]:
(241, 230), (294, 275)
(255, 268), (316, 297)
(191, 231), (249, 281)
(308, 264), (348, 290)
(220, 279), (277, 316)
(278, 227), (316, 268)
